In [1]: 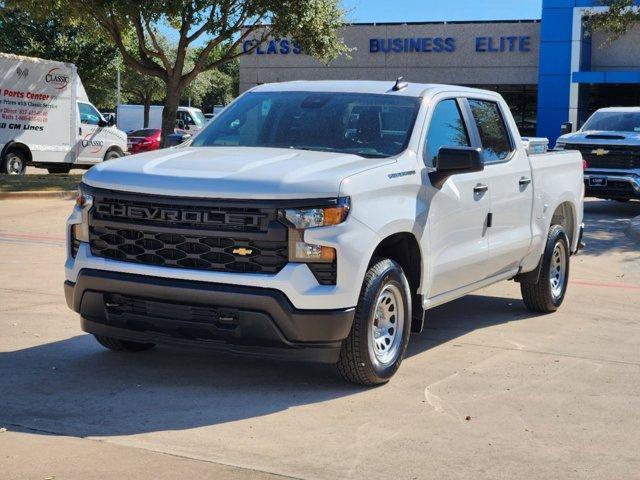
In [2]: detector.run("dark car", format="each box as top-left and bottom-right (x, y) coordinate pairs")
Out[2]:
(164, 132), (192, 147)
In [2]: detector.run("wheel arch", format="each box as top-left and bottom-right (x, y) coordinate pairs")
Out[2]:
(104, 145), (125, 160)
(1, 141), (32, 164)
(369, 231), (424, 332)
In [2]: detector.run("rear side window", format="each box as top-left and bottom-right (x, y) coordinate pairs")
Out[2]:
(424, 99), (470, 167)
(468, 99), (513, 162)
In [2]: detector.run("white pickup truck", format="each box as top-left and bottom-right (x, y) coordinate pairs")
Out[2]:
(65, 81), (584, 385)
(556, 107), (640, 201)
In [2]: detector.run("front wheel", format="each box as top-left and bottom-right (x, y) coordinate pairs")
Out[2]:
(337, 258), (412, 386)
(520, 225), (570, 313)
(104, 150), (122, 161)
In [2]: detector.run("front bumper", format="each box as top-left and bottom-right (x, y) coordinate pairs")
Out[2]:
(65, 269), (355, 363)
(584, 172), (640, 199)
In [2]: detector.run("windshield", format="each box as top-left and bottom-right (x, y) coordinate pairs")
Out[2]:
(191, 91), (421, 158)
(191, 110), (206, 126)
(582, 111), (640, 133)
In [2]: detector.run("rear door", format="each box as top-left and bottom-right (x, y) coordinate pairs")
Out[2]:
(466, 98), (534, 274)
(424, 97), (493, 298)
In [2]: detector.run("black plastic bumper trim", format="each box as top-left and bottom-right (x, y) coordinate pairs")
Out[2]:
(65, 269), (354, 355)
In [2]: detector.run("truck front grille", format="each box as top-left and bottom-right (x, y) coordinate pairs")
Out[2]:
(88, 188), (289, 275)
(566, 143), (640, 169)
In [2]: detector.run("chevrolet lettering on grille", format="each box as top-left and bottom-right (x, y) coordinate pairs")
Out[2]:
(95, 202), (265, 228)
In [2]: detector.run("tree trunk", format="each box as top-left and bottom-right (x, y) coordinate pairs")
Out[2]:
(143, 97), (151, 128)
(161, 83), (181, 147)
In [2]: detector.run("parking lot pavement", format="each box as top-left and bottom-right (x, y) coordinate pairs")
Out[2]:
(1, 198), (639, 480)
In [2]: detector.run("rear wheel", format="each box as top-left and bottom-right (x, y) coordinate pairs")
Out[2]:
(520, 225), (570, 313)
(337, 258), (411, 386)
(1, 149), (27, 175)
(94, 335), (156, 352)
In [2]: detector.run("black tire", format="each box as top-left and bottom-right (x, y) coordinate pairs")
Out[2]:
(1, 149), (27, 175)
(47, 165), (72, 174)
(520, 225), (570, 313)
(94, 335), (155, 352)
(104, 150), (122, 161)
(337, 258), (412, 386)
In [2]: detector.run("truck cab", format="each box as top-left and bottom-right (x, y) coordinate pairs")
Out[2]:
(65, 81), (584, 385)
(556, 107), (640, 201)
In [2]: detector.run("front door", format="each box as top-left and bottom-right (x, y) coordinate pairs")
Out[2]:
(77, 101), (106, 163)
(423, 97), (492, 298)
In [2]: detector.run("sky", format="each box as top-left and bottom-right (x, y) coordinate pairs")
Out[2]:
(341, 0), (543, 23)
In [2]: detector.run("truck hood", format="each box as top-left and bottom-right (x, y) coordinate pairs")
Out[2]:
(83, 146), (392, 199)
(558, 130), (640, 146)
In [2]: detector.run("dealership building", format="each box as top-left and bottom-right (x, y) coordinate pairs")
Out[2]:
(239, 0), (640, 144)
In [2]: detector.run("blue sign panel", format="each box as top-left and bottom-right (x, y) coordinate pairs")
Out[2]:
(242, 39), (302, 55)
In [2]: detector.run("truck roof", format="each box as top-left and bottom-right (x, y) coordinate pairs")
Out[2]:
(0, 52), (75, 69)
(250, 80), (497, 98)
(594, 106), (640, 113)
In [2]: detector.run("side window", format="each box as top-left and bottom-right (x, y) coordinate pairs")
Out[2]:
(78, 102), (101, 126)
(424, 99), (470, 167)
(468, 99), (513, 162)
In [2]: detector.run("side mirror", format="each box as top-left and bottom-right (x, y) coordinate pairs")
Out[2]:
(176, 120), (185, 130)
(429, 146), (484, 188)
(108, 116), (115, 127)
(560, 122), (573, 136)
(184, 124), (190, 130)
(98, 119), (108, 128)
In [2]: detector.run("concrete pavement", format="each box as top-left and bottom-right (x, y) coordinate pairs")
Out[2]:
(1, 198), (639, 480)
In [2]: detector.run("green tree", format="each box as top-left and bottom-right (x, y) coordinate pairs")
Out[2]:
(0, 5), (120, 110)
(120, 66), (165, 127)
(585, 0), (640, 45)
(8, 1), (348, 144)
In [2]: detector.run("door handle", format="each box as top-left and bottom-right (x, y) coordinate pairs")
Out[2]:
(474, 183), (489, 194)
(519, 177), (532, 187)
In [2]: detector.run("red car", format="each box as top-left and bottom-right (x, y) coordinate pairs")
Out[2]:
(127, 128), (161, 154)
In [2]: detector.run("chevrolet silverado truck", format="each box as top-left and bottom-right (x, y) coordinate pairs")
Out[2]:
(556, 107), (640, 201)
(65, 81), (584, 385)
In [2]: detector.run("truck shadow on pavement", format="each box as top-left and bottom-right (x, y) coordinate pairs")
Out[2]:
(580, 200), (640, 257)
(0, 294), (541, 438)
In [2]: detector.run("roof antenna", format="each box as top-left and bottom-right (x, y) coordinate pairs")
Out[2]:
(392, 76), (408, 91)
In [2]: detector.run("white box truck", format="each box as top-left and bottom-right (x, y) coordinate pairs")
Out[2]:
(0, 53), (127, 174)
(116, 104), (206, 135)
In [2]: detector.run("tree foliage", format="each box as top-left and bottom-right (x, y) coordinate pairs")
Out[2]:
(0, 4), (120, 109)
(5, 0), (348, 143)
(584, 0), (640, 45)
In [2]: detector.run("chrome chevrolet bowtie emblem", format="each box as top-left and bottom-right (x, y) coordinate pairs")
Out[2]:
(592, 148), (609, 156)
(232, 248), (253, 256)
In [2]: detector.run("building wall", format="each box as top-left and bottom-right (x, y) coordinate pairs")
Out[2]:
(239, 22), (540, 93)
(591, 25), (640, 71)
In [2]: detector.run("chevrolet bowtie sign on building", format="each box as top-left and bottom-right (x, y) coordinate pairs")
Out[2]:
(239, 0), (640, 145)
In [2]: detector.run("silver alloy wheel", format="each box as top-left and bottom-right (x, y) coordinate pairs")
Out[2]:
(6, 153), (23, 174)
(549, 241), (567, 300)
(371, 283), (404, 365)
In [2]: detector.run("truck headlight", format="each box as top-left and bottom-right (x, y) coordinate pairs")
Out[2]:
(281, 198), (349, 263)
(73, 186), (93, 242)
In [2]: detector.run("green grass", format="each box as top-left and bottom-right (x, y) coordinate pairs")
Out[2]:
(0, 174), (82, 192)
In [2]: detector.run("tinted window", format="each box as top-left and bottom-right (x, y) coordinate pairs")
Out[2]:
(468, 99), (512, 162)
(129, 129), (160, 137)
(78, 102), (101, 125)
(192, 92), (421, 158)
(424, 99), (470, 167)
(582, 111), (640, 132)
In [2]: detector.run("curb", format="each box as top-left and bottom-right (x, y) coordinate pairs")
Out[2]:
(0, 190), (76, 200)
(627, 214), (640, 243)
